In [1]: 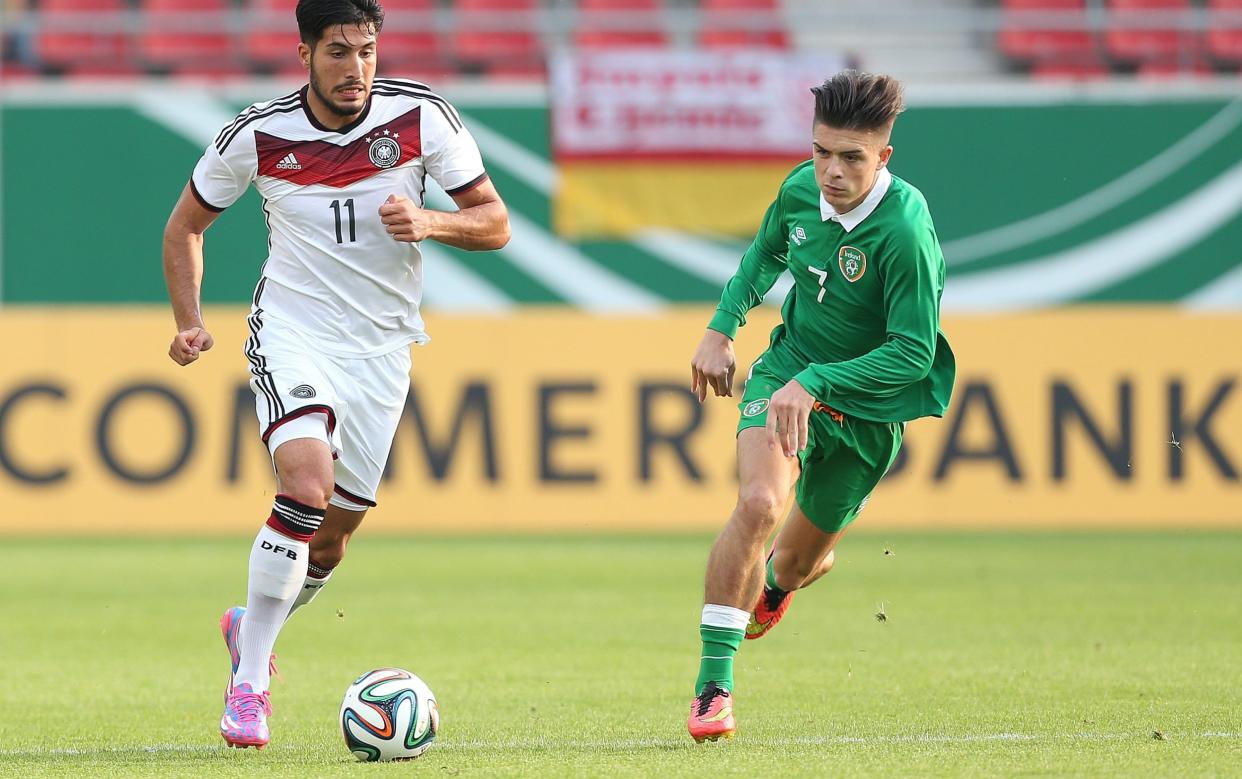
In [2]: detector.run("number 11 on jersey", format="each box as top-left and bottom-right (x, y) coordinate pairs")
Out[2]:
(330, 198), (356, 244)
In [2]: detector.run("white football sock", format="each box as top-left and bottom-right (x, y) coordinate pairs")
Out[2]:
(234, 524), (309, 691)
(286, 563), (334, 621)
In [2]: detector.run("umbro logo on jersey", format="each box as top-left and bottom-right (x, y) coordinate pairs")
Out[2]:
(790, 226), (806, 246)
(275, 153), (302, 170)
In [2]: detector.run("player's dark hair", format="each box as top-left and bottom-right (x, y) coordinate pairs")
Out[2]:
(296, 0), (384, 47)
(811, 70), (905, 133)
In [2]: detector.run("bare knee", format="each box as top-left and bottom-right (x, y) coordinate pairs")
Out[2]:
(273, 439), (334, 508)
(280, 474), (332, 508)
(733, 487), (784, 538)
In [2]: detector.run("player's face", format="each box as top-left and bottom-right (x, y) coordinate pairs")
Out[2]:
(812, 122), (893, 214)
(299, 23), (378, 119)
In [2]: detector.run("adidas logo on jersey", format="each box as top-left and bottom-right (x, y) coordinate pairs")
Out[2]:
(275, 153), (302, 170)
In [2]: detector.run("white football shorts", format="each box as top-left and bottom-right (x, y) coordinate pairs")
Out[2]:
(244, 312), (410, 511)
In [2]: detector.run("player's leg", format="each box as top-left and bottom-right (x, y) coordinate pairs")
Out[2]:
(235, 435), (333, 686)
(769, 505), (843, 591)
(223, 427), (334, 749)
(690, 425), (797, 742)
(747, 415), (904, 641)
(744, 504), (846, 639)
(284, 345), (410, 620)
(286, 504), (366, 620)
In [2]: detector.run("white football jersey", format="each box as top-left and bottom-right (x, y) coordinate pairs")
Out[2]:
(191, 78), (488, 357)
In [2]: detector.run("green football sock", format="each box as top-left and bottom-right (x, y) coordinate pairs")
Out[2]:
(696, 624), (744, 695)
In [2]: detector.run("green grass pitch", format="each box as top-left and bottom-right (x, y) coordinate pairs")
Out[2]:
(3, 532), (1240, 777)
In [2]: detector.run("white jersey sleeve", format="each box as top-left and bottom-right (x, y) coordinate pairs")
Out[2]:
(190, 109), (262, 211)
(421, 103), (488, 196)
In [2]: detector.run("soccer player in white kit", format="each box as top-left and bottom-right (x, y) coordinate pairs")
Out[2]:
(161, 0), (510, 749)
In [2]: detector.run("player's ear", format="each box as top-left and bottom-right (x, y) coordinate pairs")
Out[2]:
(297, 42), (311, 69)
(878, 145), (893, 168)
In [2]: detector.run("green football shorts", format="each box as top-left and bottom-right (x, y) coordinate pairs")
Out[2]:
(737, 364), (903, 533)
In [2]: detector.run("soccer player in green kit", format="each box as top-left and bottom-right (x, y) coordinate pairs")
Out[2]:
(685, 70), (956, 742)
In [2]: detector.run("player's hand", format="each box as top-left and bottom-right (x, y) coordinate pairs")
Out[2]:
(690, 329), (736, 402)
(169, 326), (213, 366)
(379, 194), (435, 243)
(766, 379), (814, 457)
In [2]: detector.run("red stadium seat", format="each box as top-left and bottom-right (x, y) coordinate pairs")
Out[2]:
(375, 0), (444, 71)
(1104, 0), (1194, 64)
(139, 0), (232, 70)
(575, 0), (669, 49)
(246, 0), (301, 69)
(171, 63), (252, 81)
(35, 0), (128, 69)
(1030, 58), (1111, 79)
(0, 63), (39, 81)
(698, 0), (789, 50)
(1206, 0), (1242, 65)
(62, 62), (145, 78)
(1136, 57), (1215, 78)
(997, 0), (1095, 63)
(452, 0), (542, 76)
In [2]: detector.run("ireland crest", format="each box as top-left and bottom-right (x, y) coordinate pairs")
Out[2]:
(742, 399), (769, 418)
(839, 246), (866, 282)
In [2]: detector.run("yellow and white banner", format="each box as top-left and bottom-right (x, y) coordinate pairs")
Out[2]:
(550, 50), (845, 237)
(0, 307), (1239, 534)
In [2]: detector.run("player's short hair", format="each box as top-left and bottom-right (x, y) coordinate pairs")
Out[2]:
(811, 70), (905, 134)
(296, 0), (385, 46)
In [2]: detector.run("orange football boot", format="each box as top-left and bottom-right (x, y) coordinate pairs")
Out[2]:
(687, 682), (736, 742)
(746, 581), (794, 640)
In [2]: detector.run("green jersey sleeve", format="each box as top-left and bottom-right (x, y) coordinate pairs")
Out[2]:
(793, 220), (942, 402)
(706, 194), (788, 339)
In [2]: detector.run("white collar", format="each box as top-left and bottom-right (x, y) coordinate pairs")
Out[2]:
(820, 167), (892, 232)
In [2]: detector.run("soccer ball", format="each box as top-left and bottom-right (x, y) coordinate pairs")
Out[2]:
(340, 668), (439, 762)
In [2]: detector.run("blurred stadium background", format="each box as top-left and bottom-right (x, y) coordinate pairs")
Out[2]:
(2, 2), (1242, 774)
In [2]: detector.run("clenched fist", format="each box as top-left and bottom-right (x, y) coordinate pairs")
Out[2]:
(169, 326), (213, 366)
(379, 194), (436, 243)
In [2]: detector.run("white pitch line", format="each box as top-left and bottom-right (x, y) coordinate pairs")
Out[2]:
(3, 731), (1236, 758)
(633, 229), (793, 307)
(437, 730), (1241, 750)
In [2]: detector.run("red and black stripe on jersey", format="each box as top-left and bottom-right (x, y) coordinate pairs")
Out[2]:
(371, 78), (463, 133)
(255, 105), (424, 188)
(215, 90), (302, 154)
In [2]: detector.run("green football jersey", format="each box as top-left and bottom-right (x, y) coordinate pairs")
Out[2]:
(708, 161), (956, 423)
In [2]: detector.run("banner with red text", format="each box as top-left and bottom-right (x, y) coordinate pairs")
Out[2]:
(550, 49), (846, 237)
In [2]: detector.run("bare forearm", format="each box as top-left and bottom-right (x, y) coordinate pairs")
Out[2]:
(163, 230), (206, 331)
(424, 201), (510, 251)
